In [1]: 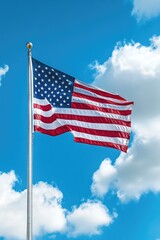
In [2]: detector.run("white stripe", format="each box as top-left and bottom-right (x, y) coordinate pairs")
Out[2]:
(34, 119), (61, 129)
(72, 96), (133, 111)
(33, 98), (48, 105)
(34, 107), (131, 121)
(33, 97), (133, 112)
(71, 130), (129, 146)
(34, 119), (131, 132)
(74, 86), (127, 104)
(75, 80), (121, 98)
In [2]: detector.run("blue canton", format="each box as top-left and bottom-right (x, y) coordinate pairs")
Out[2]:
(32, 58), (75, 108)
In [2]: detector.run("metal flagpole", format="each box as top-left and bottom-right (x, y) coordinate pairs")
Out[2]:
(26, 42), (33, 240)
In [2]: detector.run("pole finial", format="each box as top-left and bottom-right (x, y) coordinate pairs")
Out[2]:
(26, 42), (33, 50)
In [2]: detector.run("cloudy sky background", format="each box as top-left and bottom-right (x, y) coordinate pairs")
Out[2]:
(0, 0), (160, 239)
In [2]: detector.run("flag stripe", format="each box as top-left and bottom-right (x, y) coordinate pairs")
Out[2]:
(34, 106), (131, 122)
(74, 137), (128, 152)
(35, 122), (130, 152)
(70, 131), (129, 145)
(34, 122), (130, 139)
(71, 102), (132, 116)
(72, 96), (133, 111)
(34, 118), (131, 132)
(34, 103), (52, 111)
(74, 80), (127, 101)
(34, 113), (131, 127)
(74, 86), (128, 104)
(73, 92), (133, 106)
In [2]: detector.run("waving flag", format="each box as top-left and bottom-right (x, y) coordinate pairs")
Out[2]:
(32, 58), (133, 152)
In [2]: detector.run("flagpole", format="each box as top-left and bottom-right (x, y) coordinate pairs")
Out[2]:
(26, 42), (33, 240)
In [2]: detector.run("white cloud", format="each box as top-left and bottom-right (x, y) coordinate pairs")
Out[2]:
(0, 65), (9, 86)
(0, 171), (114, 239)
(66, 200), (114, 237)
(131, 0), (160, 21)
(0, 171), (66, 240)
(91, 159), (117, 198)
(91, 36), (160, 202)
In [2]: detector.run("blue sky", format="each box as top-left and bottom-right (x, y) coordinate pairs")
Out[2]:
(0, 0), (160, 239)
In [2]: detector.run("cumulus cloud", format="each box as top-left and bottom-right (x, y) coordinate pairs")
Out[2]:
(0, 65), (9, 86)
(91, 159), (117, 198)
(131, 0), (160, 21)
(0, 171), (66, 240)
(91, 36), (160, 202)
(0, 171), (114, 239)
(66, 200), (114, 237)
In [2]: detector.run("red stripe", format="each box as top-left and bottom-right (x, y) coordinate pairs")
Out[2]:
(73, 92), (133, 106)
(34, 123), (130, 139)
(74, 137), (128, 152)
(34, 125), (68, 136)
(35, 125), (128, 152)
(34, 113), (131, 127)
(74, 81), (126, 101)
(71, 102), (132, 116)
(33, 103), (52, 111)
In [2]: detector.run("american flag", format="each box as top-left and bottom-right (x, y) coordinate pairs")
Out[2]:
(32, 58), (133, 152)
